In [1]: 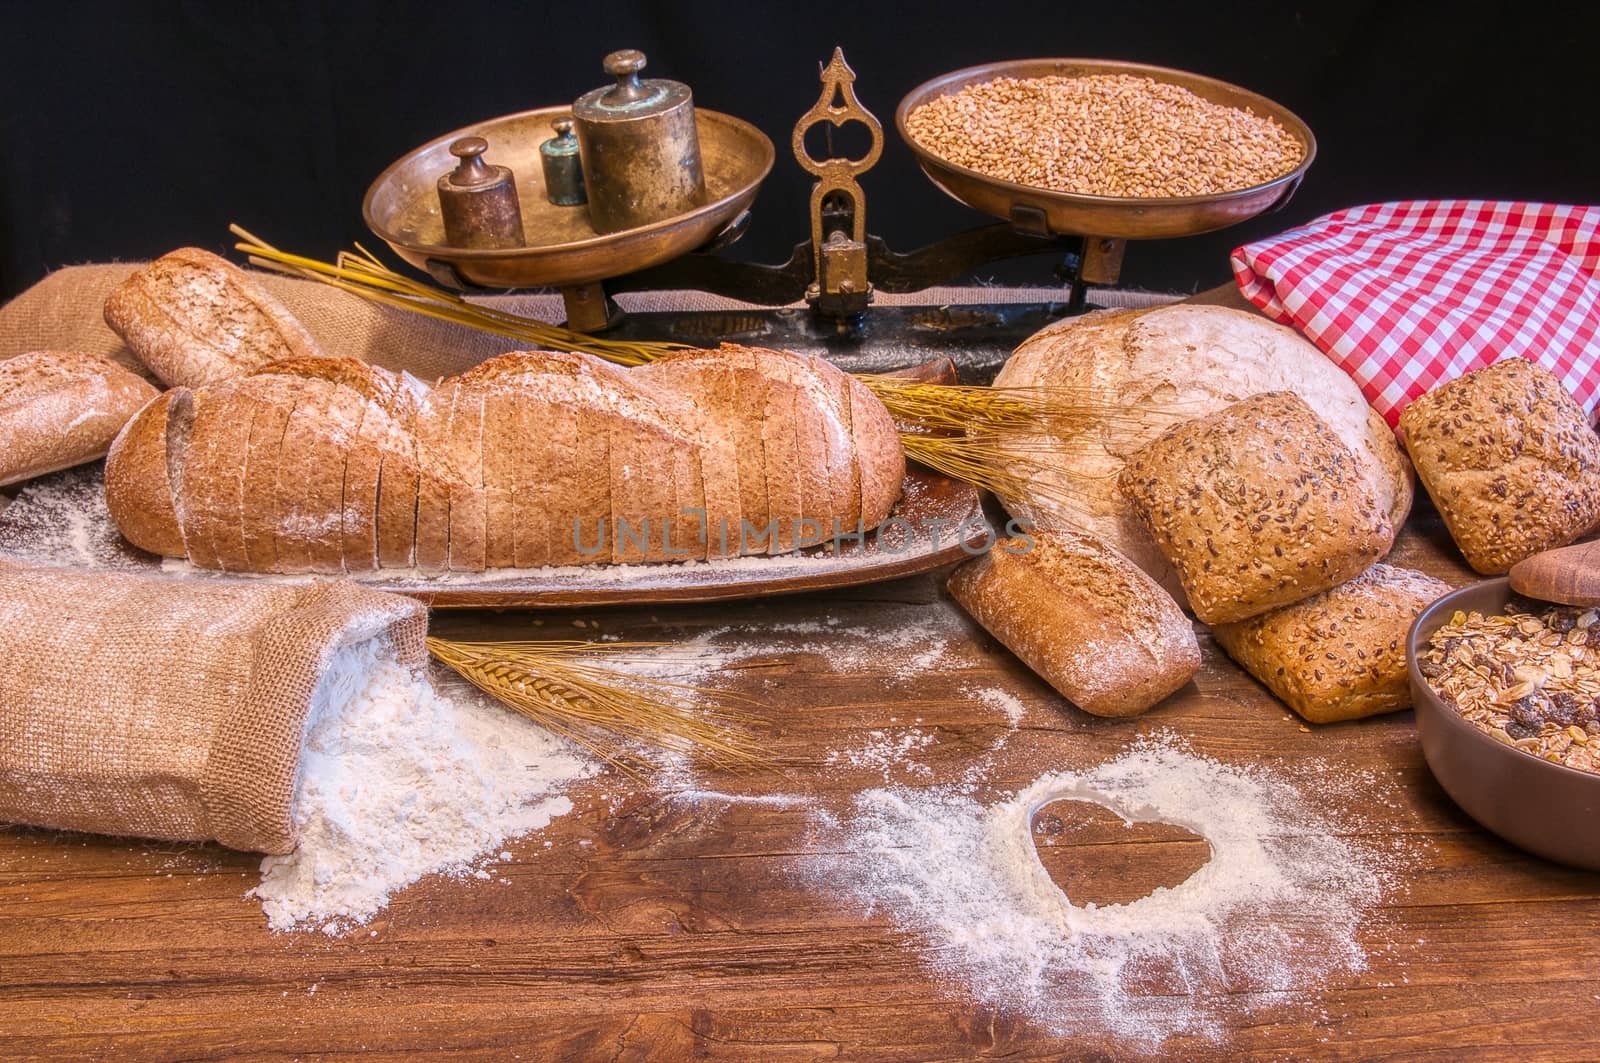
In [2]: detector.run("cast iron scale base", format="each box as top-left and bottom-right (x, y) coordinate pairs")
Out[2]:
(363, 51), (1313, 378)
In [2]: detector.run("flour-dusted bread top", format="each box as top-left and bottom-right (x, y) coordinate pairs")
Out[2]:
(947, 527), (1199, 717)
(103, 248), (326, 388)
(1399, 357), (1600, 575)
(990, 305), (1413, 602)
(0, 350), (159, 488)
(103, 345), (906, 574)
(1212, 562), (1453, 723)
(1118, 391), (1395, 625)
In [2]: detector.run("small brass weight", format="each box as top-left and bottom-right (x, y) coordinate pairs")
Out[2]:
(436, 137), (525, 249)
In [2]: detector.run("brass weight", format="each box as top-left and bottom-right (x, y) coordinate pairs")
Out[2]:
(572, 49), (706, 234)
(436, 137), (525, 249)
(539, 116), (587, 207)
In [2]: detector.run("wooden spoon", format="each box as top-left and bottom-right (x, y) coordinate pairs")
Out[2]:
(1508, 539), (1600, 606)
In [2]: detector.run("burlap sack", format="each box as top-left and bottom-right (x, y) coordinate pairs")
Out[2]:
(0, 559), (427, 853)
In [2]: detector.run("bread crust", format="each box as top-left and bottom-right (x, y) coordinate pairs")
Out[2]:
(1399, 357), (1600, 574)
(1118, 391), (1394, 625)
(1213, 563), (1453, 723)
(412, 382), (456, 574)
(947, 528), (1200, 717)
(0, 351), (160, 488)
(103, 248), (324, 388)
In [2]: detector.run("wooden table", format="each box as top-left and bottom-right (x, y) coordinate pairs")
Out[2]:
(4, 505), (1600, 1062)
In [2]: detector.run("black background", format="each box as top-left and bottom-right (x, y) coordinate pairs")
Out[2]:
(2, 0), (1596, 301)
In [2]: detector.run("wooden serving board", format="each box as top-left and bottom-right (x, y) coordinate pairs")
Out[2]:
(0, 463), (987, 609)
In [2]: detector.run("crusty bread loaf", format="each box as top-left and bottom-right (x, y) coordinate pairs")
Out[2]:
(1399, 357), (1600, 574)
(103, 248), (325, 388)
(1118, 392), (1394, 625)
(1212, 563), (1453, 723)
(990, 305), (1413, 602)
(0, 350), (159, 489)
(104, 345), (906, 574)
(947, 528), (1200, 717)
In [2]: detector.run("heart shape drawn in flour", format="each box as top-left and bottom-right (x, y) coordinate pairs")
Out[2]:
(1029, 796), (1213, 909)
(985, 778), (1222, 935)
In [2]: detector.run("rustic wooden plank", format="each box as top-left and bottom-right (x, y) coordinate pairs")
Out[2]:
(4, 499), (1600, 1060)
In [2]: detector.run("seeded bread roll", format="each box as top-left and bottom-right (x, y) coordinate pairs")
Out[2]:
(1399, 358), (1600, 575)
(947, 528), (1200, 717)
(1212, 563), (1453, 723)
(103, 248), (326, 388)
(0, 351), (159, 488)
(104, 345), (905, 574)
(1118, 391), (1395, 625)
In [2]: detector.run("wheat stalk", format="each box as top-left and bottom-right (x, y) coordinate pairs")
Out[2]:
(231, 225), (684, 367)
(426, 636), (766, 778)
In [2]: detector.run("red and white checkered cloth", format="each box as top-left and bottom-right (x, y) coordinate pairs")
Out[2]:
(1231, 200), (1600, 427)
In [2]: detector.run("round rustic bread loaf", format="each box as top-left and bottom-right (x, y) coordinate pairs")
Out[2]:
(991, 305), (1413, 601)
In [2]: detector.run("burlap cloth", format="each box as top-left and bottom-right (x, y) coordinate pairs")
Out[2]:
(0, 559), (427, 853)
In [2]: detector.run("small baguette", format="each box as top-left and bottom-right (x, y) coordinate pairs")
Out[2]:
(104, 248), (325, 388)
(948, 528), (1201, 717)
(0, 351), (159, 488)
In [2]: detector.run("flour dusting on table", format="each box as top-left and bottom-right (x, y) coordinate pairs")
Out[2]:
(249, 641), (594, 935)
(808, 734), (1383, 1046)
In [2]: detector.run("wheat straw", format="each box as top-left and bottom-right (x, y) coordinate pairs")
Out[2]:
(426, 637), (765, 778)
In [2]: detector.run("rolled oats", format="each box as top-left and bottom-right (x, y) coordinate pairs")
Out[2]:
(1422, 601), (1600, 774)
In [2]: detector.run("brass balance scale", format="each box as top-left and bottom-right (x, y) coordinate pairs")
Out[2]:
(362, 48), (1315, 376)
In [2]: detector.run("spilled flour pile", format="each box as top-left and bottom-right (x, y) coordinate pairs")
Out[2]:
(249, 641), (594, 934)
(811, 735), (1383, 1046)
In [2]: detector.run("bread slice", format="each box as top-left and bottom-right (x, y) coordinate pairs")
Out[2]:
(610, 417), (678, 563)
(476, 386), (517, 569)
(239, 376), (311, 573)
(633, 351), (743, 558)
(757, 370), (803, 554)
(306, 385), (364, 573)
(374, 375), (423, 570)
(375, 425), (420, 570)
(104, 388), (190, 558)
(412, 381), (456, 573)
(103, 248), (324, 388)
(521, 385), (566, 568)
(177, 388), (256, 571)
(841, 371), (904, 531)
(0, 351), (160, 488)
(445, 385), (487, 573)
(340, 396), (381, 573)
(271, 378), (341, 574)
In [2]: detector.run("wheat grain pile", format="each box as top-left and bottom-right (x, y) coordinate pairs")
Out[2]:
(907, 74), (1304, 198)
